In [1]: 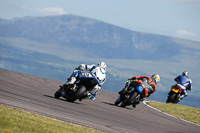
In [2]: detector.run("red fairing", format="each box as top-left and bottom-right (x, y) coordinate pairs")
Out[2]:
(136, 80), (143, 84)
(140, 75), (146, 78)
(131, 76), (140, 79)
(175, 85), (183, 93)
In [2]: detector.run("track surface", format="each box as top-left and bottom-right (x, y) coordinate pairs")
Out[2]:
(0, 69), (199, 133)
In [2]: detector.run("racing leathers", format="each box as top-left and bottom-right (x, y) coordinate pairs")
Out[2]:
(67, 64), (106, 100)
(174, 75), (192, 98)
(119, 75), (157, 99)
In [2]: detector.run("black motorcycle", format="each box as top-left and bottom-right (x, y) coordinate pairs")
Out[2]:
(54, 70), (99, 102)
(115, 84), (145, 108)
(166, 84), (184, 104)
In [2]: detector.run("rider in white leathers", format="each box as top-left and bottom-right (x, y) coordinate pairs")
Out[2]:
(66, 62), (107, 100)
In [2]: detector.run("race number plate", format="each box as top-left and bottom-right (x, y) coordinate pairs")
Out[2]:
(172, 88), (179, 93)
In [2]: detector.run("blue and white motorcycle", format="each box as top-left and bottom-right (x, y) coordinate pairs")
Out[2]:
(54, 70), (100, 102)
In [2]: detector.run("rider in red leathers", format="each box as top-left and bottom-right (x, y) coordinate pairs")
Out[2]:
(117, 74), (160, 107)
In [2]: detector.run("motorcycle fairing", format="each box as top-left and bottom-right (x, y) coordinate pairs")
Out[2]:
(77, 71), (100, 91)
(171, 84), (183, 94)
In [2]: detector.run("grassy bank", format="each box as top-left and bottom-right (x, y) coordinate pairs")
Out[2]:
(0, 105), (104, 133)
(148, 101), (200, 125)
(1, 102), (199, 133)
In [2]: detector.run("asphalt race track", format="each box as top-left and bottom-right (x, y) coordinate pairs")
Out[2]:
(0, 69), (199, 133)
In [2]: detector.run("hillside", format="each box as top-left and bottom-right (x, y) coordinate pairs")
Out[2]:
(1, 15), (199, 60)
(0, 14), (199, 108)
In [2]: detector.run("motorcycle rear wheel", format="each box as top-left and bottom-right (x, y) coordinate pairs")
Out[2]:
(67, 85), (86, 102)
(166, 93), (180, 104)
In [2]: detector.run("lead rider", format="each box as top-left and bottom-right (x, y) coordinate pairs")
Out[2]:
(65, 62), (107, 100)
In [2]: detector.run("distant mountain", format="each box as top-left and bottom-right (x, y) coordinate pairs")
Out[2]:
(0, 14), (200, 108)
(0, 15), (197, 60)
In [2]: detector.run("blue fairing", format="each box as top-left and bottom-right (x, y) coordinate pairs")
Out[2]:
(136, 86), (143, 93)
(77, 71), (101, 86)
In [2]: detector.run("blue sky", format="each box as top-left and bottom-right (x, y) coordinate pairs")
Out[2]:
(0, 0), (200, 42)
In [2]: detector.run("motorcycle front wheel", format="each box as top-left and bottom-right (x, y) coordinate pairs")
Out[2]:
(54, 88), (62, 98)
(121, 91), (139, 107)
(114, 96), (122, 106)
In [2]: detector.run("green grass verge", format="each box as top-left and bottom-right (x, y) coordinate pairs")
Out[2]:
(1, 102), (199, 133)
(148, 101), (200, 125)
(0, 105), (104, 133)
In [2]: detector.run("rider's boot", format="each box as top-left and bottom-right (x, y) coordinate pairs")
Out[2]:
(66, 77), (76, 85)
(88, 93), (96, 100)
(180, 94), (184, 99)
(180, 89), (187, 99)
(79, 92), (94, 101)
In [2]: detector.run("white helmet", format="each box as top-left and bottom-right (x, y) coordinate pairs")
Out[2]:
(182, 71), (189, 77)
(97, 62), (107, 73)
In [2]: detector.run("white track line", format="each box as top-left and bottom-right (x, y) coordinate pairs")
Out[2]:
(143, 100), (200, 127)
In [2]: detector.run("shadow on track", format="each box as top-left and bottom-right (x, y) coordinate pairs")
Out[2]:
(101, 101), (115, 106)
(43, 95), (83, 105)
(101, 102), (133, 110)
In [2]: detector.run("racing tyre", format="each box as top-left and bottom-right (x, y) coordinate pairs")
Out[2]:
(121, 91), (139, 107)
(167, 93), (180, 104)
(174, 94), (181, 103)
(114, 96), (122, 106)
(67, 85), (86, 102)
(166, 94), (174, 103)
(54, 89), (61, 98)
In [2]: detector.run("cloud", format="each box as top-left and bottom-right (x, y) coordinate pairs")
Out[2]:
(176, 29), (198, 37)
(18, 6), (68, 16)
(38, 7), (68, 15)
